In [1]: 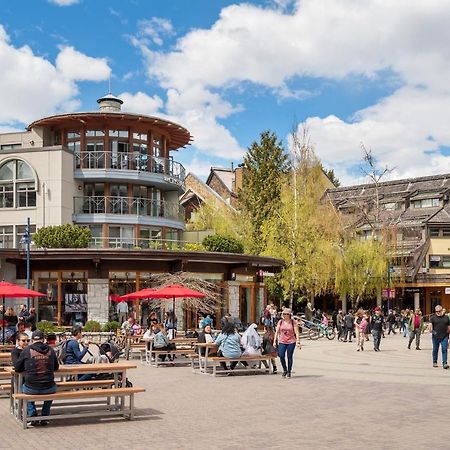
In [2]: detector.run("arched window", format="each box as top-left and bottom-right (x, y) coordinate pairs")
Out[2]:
(0, 159), (36, 208)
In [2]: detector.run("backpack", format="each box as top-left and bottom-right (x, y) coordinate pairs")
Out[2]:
(54, 339), (69, 364)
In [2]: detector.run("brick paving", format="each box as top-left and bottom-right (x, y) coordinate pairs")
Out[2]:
(1, 333), (449, 450)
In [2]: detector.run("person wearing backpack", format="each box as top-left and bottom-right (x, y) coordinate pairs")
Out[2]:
(273, 308), (301, 378)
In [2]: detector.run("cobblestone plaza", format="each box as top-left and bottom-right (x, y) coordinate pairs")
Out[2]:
(1, 333), (449, 450)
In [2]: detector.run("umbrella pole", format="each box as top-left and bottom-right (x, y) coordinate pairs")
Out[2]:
(2, 295), (4, 346)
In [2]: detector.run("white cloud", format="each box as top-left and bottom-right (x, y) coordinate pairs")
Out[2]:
(48, 0), (79, 5)
(137, 17), (174, 46)
(56, 46), (111, 81)
(134, 0), (450, 179)
(0, 25), (77, 123)
(183, 155), (216, 178)
(119, 91), (163, 116)
(0, 25), (109, 125)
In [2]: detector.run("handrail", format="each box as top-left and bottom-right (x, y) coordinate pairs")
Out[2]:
(89, 237), (189, 250)
(73, 196), (183, 221)
(75, 151), (185, 181)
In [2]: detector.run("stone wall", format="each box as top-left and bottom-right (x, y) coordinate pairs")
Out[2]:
(227, 281), (240, 318)
(87, 279), (109, 324)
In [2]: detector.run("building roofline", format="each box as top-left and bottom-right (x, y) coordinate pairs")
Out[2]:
(327, 172), (450, 194)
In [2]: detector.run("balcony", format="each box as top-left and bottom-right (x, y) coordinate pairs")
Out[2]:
(74, 151), (185, 189)
(73, 196), (184, 222)
(89, 237), (187, 250)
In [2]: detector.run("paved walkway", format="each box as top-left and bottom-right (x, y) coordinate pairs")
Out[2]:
(1, 333), (449, 450)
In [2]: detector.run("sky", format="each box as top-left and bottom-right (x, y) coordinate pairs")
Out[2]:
(2, 0), (450, 186)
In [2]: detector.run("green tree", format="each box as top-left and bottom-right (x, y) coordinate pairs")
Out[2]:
(238, 131), (290, 254)
(262, 133), (341, 308)
(34, 224), (91, 248)
(323, 167), (340, 187)
(187, 201), (242, 240)
(335, 239), (388, 309)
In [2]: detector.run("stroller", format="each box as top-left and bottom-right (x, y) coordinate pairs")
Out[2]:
(92, 341), (133, 388)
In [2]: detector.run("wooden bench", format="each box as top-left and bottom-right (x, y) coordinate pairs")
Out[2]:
(13, 386), (145, 429)
(1, 379), (116, 393)
(150, 349), (196, 367)
(209, 355), (274, 377)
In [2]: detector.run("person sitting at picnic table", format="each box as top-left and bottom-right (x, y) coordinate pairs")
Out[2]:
(152, 325), (172, 362)
(121, 317), (135, 335)
(241, 323), (262, 357)
(4, 306), (18, 336)
(262, 325), (278, 374)
(12, 332), (30, 365)
(214, 321), (244, 372)
(14, 330), (59, 426)
(164, 311), (177, 339)
(64, 325), (93, 381)
(197, 324), (217, 356)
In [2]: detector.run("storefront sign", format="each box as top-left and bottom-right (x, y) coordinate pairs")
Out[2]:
(382, 288), (396, 299)
(445, 287), (450, 295)
(163, 176), (183, 187)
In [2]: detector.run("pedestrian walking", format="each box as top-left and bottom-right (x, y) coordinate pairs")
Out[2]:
(387, 309), (396, 334)
(429, 305), (450, 369)
(273, 308), (301, 378)
(336, 310), (344, 340)
(342, 310), (354, 342)
(407, 308), (424, 350)
(371, 307), (384, 351)
(357, 312), (369, 351)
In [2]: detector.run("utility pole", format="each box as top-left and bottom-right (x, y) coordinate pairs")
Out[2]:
(21, 217), (31, 309)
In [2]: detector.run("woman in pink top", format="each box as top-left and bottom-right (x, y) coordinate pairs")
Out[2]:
(273, 307), (301, 378)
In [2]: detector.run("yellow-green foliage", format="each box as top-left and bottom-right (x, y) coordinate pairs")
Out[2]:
(335, 239), (387, 300)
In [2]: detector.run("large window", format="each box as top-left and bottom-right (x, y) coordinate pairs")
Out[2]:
(412, 198), (439, 208)
(429, 255), (450, 268)
(0, 159), (36, 208)
(0, 226), (13, 248)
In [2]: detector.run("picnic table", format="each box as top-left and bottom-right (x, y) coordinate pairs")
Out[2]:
(193, 342), (218, 374)
(5, 361), (144, 428)
(142, 337), (198, 367)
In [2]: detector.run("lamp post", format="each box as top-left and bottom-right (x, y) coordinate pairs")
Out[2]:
(21, 218), (31, 310)
(387, 264), (394, 312)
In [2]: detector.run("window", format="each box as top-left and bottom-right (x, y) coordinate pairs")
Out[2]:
(412, 198), (439, 208)
(443, 229), (450, 237)
(86, 130), (104, 137)
(1, 143), (22, 150)
(109, 130), (129, 138)
(382, 202), (397, 210)
(429, 255), (450, 268)
(0, 226), (13, 248)
(133, 132), (147, 141)
(67, 132), (80, 139)
(0, 159), (36, 208)
(430, 228), (440, 237)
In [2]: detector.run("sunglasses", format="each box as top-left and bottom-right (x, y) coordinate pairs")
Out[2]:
(20, 339), (30, 342)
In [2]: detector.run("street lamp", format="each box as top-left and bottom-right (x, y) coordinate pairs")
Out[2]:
(387, 264), (394, 312)
(20, 217), (31, 310)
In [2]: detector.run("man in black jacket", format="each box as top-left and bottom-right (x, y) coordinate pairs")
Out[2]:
(11, 332), (30, 365)
(14, 330), (59, 424)
(371, 307), (384, 351)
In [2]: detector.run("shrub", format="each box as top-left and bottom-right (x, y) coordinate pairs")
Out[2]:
(103, 321), (120, 332)
(202, 234), (244, 254)
(36, 320), (56, 334)
(33, 224), (91, 249)
(183, 242), (205, 251)
(83, 320), (102, 332)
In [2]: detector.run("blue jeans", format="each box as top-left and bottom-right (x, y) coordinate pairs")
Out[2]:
(278, 343), (295, 373)
(372, 330), (381, 350)
(22, 384), (57, 417)
(432, 336), (448, 365)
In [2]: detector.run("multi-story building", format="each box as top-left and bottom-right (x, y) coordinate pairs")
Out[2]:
(0, 93), (189, 249)
(327, 173), (450, 315)
(0, 94), (282, 327)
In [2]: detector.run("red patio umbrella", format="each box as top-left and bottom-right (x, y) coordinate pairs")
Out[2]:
(0, 281), (46, 344)
(149, 284), (206, 313)
(118, 288), (160, 301)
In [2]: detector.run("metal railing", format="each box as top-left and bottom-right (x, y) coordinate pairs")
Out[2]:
(73, 196), (184, 221)
(76, 151), (185, 182)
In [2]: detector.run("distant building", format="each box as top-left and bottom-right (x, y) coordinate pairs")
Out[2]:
(327, 173), (450, 315)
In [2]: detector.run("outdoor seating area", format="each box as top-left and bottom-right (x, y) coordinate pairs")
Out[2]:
(7, 362), (145, 429)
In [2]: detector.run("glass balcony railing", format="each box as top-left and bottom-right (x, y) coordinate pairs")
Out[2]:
(73, 196), (184, 221)
(89, 237), (186, 250)
(75, 151), (185, 183)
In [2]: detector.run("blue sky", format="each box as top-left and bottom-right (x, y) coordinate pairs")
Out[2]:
(2, 0), (450, 185)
